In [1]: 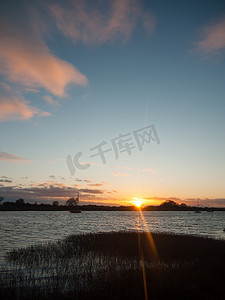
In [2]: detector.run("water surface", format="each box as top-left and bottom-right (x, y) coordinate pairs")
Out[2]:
(1, 210), (225, 267)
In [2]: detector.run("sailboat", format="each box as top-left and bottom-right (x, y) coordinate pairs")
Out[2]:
(69, 192), (81, 213)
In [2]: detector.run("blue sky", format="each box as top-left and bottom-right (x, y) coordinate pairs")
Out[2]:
(0, 0), (225, 206)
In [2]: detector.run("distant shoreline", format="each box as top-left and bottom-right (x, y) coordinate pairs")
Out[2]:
(0, 204), (225, 212)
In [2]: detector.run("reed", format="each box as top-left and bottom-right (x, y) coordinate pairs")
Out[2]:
(1, 231), (225, 299)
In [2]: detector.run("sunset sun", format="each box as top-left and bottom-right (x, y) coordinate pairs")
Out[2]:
(133, 198), (144, 208)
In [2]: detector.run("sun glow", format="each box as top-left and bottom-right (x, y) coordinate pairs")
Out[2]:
(133, 197), (145, 208)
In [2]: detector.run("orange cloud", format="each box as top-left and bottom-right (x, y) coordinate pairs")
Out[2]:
(112, 171), (131, 176)
(50, 0), (155, 45)
(116, 166), (132, 170)
(88, 183), (104, 187)
(195, 17), (225, 56)
(0, 97), (50, 122)
(0, 12), (88, 98)
(42, 181), (67, 188)
(0, 151), (31, 163)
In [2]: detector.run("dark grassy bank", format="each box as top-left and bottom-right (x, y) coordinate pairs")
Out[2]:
(1, 204), (225, 211)
(1, 231), (225, 300)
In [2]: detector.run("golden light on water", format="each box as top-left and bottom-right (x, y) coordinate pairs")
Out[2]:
(134, 198), (160, 300)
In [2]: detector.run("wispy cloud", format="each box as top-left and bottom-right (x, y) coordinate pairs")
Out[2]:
(194, 16), (225, 57)
(0, 96), (50, 122)
(0, 151), (31, 163)
(112, 171), (131, 176)
(43, 96), (59, 106)
(139, 168), (156, 173)
(25, 88), (40, 94)
(76, 178), (92, 183)
(0, 83), (11, 91)
(50, 0), (155, 45)
(79, 188), (104, 194)
(87, 183), (104, 187)
(116, 166), (132, 170)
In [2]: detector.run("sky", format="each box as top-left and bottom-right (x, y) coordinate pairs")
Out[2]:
(0, 0), (225, 207)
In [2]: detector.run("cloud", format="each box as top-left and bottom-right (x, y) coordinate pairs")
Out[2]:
(107, 190), (118, 194)
(116, 166), (132, 170)
(112, 171), (131, 176)
(0, 179), (12, 183)
(0, 185), (77, 200)
(0, 6), (88, 98)
(50, 0), (155, 45)
(43, 96), (59, 106)
(194, 17), (225, 57)
(79, 188), (104, 194)
(38, 181), (67, 188)
(0, 151), (31, 163)
(82, 162), (105, 167)
(0, 182), (105, 203)
(140, 168), (156, 173)
(0, 96), (50, 122)
(88, 183), (104, 187)
(80, 198), (120, 206)
(0, 83), (11, 91)
(145, 197), (225, 208)
(76, 178), (92, 183)
(25, 88), (40, 94)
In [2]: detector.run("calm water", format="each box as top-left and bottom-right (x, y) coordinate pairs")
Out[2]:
(0, 210), (225, 267)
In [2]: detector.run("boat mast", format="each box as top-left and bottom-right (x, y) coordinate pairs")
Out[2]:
(77, 191), (79, 205)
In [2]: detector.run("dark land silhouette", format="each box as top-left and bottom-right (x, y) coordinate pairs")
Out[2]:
(0, 198), (224, 211)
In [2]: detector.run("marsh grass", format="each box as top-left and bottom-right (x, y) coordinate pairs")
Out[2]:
(1, 231), (225, 299)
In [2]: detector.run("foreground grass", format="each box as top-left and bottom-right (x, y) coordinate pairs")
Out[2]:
(0, 231), (225, 300)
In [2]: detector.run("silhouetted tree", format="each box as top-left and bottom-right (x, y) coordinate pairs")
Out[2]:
(52, 201), (59, 206)
(159, 200), (179, 210)
(0, 197), (4, 205)
(15, 198), (25, 205)
(160, 200), (178, 206)
(3, 201), (15, 206)
(66, 197), (78, 206)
